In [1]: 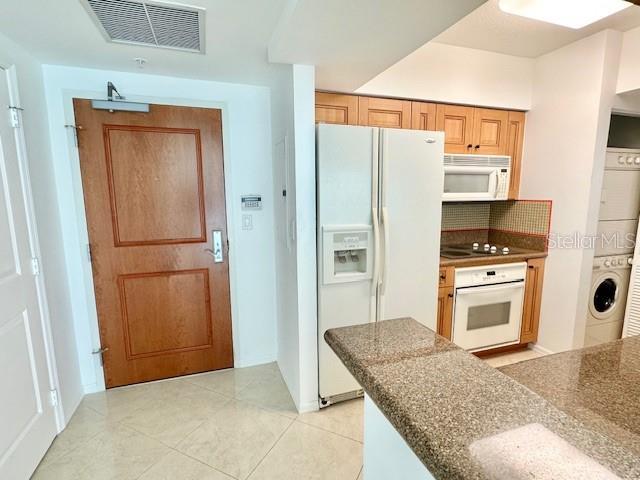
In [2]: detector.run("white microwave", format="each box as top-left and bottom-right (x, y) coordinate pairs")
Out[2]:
(442, 154), (511, 202)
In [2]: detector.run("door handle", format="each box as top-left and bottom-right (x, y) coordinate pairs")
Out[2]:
(205, 230), (224, 263)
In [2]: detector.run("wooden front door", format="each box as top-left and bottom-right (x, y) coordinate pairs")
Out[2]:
(74, 100), (233, 388)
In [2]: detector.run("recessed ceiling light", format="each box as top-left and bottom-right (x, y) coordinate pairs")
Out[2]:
(498, 0), (633, 29)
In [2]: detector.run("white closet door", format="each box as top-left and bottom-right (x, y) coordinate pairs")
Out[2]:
(623, 217), (640, 337)
(0, 68), (57, 479)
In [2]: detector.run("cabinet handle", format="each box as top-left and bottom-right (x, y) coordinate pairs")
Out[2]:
(467, 144), (473, 149)
(448, 293), (453, 298)
(528, 265), (534, 269)
(474, 145), (480, 149)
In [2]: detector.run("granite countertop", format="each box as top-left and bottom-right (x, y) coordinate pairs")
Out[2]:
(439, 250), (547, 268)
(325, 318), (640, 479)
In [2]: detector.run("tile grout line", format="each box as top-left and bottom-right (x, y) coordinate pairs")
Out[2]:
(244, 416), (297, 480)
(294, 417), (364, 444)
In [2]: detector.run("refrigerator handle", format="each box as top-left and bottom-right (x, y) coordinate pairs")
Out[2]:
(380, 206), (390, 295)
(371, 207), (381, 298)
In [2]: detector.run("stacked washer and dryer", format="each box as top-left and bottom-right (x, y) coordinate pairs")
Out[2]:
(586, 148), (640, 346)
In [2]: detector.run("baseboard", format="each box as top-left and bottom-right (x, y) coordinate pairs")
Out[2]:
(82, 382), (101, 395)
(298, 399), (320, 414)
(529, 343), (554, 355)
(234, 354), (277, 369)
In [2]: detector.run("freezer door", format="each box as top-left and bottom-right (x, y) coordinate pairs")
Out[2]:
(378, 128), (444, 330)
(317, 124), (379, 401)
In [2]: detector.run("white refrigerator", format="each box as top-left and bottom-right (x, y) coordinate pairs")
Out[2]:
(317, 123), (444, 406)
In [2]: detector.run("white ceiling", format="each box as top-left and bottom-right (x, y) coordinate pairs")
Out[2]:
(0, 0), (485, 90)
(433, 0), (640, 58)
(0, 0), (289, 86)
(268, 0), (486, 91)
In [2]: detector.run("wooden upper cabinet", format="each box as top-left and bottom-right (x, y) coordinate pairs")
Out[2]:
(471, 108), (509, 155)
(411, 101), (437, 131)
(521, 258), (545, 344)
(436, 104), (474, 154)
(358, 97), (411, 129)
(507, 111), (526, 199)
(315, 92), (359, 125)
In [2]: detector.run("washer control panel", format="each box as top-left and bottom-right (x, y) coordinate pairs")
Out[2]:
(593, 255), (633, 270)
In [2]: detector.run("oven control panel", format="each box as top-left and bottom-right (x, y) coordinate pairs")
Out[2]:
(454, 262), (527, 289)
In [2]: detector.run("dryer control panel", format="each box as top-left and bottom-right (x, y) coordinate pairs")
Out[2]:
(593, 254), (633, 270)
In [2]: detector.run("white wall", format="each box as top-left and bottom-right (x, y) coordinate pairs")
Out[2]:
(0, 33), (82, 423)
(269, 64), (318, 413)
(269, 64), (302, 408)
(356, 42), (534, 110)
(520, 30), (622, 353)
(616, 25), (640, 95)
(291, 65), (318, 412)
(41, 65), (279, 395)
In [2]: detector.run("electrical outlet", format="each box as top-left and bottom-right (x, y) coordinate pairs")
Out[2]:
(242, 214), (253, 230)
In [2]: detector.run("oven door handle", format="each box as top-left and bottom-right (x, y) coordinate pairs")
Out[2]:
(456, 281), (524, 295)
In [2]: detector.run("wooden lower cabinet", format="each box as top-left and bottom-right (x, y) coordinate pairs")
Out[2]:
(437, 286), (454, 340)
(521, 258), (545, 344)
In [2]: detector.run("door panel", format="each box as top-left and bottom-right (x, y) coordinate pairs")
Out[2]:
(410, 101), (436, 131)
(378, 128), (444, 330)
(436, 104), (474, 153)
(105, 126), (206, 245)
(0, 68), (57, 479)
(315, 92), (359, 125)
(358, 97), (411, 129)
(74, 100), (233, 388)
(471, 108), (509, 155)
(506, 111), (525, 199)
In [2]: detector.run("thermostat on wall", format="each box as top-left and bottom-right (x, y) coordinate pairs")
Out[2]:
(241, 195), (262, 210)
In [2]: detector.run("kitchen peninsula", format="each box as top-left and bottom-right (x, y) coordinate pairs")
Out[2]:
(325, 318), (640, 479)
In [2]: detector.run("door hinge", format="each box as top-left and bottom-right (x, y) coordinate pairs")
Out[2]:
(92, 346), (109, 366)
(31, 257), (40, 276)
(87, 243), (92, 262)
(49, 389), (59, 407)
(64, 124), (83, 147)
(8, 106), (22, 128)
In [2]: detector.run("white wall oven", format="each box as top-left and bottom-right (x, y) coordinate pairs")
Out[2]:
(442, 154), (511, 202)
(452, 263), (526, 351)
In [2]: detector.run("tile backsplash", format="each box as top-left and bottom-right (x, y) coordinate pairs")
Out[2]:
(441, 200), (552, 237)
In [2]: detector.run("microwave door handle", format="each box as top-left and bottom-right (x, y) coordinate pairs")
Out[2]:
(456, 282), (524, 295)
(488, 171), (499, 198)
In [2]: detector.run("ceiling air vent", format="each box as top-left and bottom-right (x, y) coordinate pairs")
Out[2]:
(83, 0), (205, 53)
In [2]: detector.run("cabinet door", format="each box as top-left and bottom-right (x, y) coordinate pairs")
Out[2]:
(411, 101), (437, 131)
(506, 111), (526, 199)
(437, 286), (454, 340)
(471, 108), (509, 155)
(521, 258), (545, 344)
(435, 104), (474, 154)
(315, 92), (359, 125)
(358, 96), (411, 129)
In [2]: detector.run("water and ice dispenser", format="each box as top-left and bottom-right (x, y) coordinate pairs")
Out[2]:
(321, 225), (373, 285)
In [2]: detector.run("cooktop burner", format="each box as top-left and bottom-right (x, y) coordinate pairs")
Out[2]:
(441, 243), (512, 259)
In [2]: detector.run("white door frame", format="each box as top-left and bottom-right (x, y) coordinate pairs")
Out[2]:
(61, 92), (239, 393)
(2, 64), (63, 430)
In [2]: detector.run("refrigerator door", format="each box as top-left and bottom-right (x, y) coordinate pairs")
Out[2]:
(378, 128), (444, 330)
(317, 124), (379, 402)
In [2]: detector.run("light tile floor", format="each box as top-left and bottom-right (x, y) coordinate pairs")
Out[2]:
(33, 350), (546, 479)
(33, 362), (363, 480)
(482, 347), (547, 368)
